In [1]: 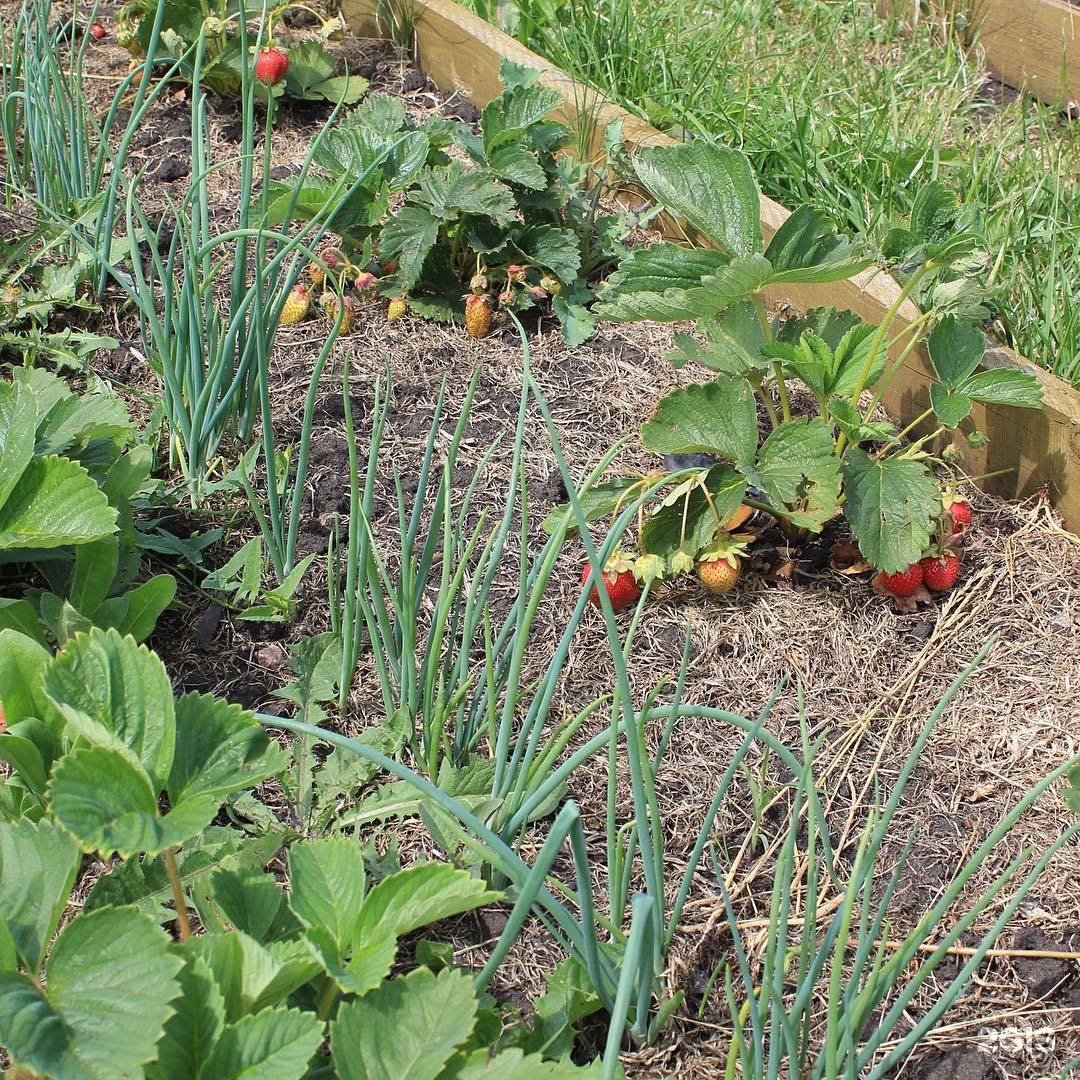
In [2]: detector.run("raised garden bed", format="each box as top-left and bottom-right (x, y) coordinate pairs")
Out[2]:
(2, 4), (1079, 1078)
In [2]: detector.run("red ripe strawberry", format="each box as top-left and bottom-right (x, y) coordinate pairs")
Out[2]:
(946, 498), (972, 533)
(920, 553), (959, 592)
(582, 556), (640, 613)
(464, 293), (493, 338)
(881, 563), (923, 598)
(255, 48), (289, 85)
(89, 21), (106, 39)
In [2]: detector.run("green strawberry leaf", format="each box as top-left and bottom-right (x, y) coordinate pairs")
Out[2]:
(206, 1006), (324, 1080)
(763, 204), (870, 284)
(352, 862), (500, 945)
(827, 399), (897, 445)
(0, 818), (80, 972)
(599, 243), (730, 298)
(330, 967), (478, 1080)
(841, 449), (940, 573)
(632, 141), (762, 257)
(148, 954), (225, 1080)
(666, 302), (769, 376)
(0, 455), (116, 552)
(167, 691), (286, 806)
(515, 225), (581, 281)
(0, 627), (56, 729)
(741, 418), (842, 528)
(287, 835), (367, 948)
(541, 476), (643, 537)
(378, 206), (441, 293)
(0, 379), (36, 508)
(553, 297), (596, 347)
(929, 384), (974, 428)
(0, 907), (182, 1080)
(641, 378), (759, 463)
(958, 368), (1043, 409)
(48, 744), (217, 858)
(413, 162), (516, 222)
(43, 627), (175, 790)
(927, 315), (985, 388)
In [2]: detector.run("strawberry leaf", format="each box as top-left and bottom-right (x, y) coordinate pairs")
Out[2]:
(958, 368), (1043, 409)
(413, 162), (516, 222)
(741, 418), (841, 528)
(378, 207), (441, 293)
(841, 449), (939, 573)
(763, 204), (871, 284)
(641, 378), (759, 463)
(929, 384), (973, 428)
(633, 141), (763, 257)
(515, 224), (581, 281)
(666, 302), (769, 375)
(927, 316), (985, 388)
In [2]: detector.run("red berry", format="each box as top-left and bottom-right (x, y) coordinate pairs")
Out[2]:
(255, 48), (289, 85)
(582, 562), (639, 612)
(946, 499), (972, 533)
(89, 21), (106, 39)
(880, 563), (923, 598)
(919, 553), (959, 592)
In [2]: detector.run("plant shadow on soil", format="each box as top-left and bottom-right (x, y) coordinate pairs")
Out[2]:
(21, 17), (1080, 1078)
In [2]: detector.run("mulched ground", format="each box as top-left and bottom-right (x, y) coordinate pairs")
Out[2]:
(3, 7), (1079, 1077)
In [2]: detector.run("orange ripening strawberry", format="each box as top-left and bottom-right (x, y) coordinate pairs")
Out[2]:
(697, 557), (740, 595)
(255, 48), (289, 85)
(880, 563), (923, 598)
(920, 552), (959, 592)
(696, 530), (751, 596)
(582, 552), (640, 613)
(464, 294), (493, 338)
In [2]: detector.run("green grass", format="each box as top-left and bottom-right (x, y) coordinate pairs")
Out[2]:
(468, 0), (1080, 385)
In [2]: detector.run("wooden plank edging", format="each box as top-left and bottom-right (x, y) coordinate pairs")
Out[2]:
(885, 0), (1079, 110)
(341, 0), (1080, 530)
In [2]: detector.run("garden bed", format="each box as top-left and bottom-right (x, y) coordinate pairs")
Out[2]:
(3, 8), (1080, 1078)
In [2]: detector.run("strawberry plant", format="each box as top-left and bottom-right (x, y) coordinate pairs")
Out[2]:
(115, 0), (365, 105)
(0, 626), (612, 1077)
(278, 61), (630, 344)
(0, 221), (115, 366)
(0, 370), (176, 646)
(556, 141), (1043, 576)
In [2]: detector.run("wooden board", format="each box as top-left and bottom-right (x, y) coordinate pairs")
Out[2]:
(883, 0), (1079, 110)
(342, 0), (1080, 530)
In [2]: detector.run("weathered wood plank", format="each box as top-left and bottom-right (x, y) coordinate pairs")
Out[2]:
(883, 0), (1079, 110)
(342, 0), (1080, 529)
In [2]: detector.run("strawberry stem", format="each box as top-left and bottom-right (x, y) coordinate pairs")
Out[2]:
(163, 847), (192, 942)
